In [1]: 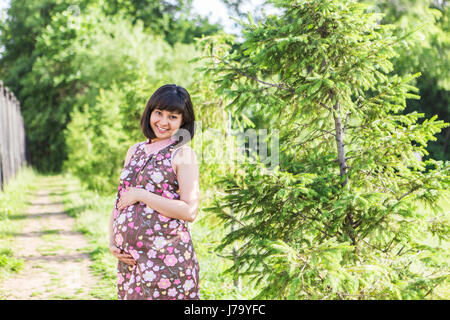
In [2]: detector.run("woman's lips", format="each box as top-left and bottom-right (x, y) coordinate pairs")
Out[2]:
(156, 125), (169, 133)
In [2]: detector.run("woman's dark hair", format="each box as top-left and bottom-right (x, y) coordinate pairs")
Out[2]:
(140, 84), (195, 147)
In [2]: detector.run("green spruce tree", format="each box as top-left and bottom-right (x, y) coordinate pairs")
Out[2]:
(200, 0), (449, 299)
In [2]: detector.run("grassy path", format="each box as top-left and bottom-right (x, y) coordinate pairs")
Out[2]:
(0, 176), (101, 299)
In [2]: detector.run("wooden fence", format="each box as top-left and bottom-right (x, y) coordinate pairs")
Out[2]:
(0, 80), (26, 191)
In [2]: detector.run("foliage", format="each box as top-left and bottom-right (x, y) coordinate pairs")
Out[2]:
(201, 0), (450, 299)
(0, 0), (219, 172)
(99, 0), (221, 45)
(0, 0), (76, 171)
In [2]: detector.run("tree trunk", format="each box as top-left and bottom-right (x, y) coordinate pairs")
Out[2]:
(330, 92), (358, 250)
(442, 126), (450, 157)
(331, 92), (348, 188)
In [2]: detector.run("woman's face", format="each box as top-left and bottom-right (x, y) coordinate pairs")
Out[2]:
(150, 108), (183, 141)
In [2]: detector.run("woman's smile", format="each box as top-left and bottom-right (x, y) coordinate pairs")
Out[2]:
(156, 125), (169, 133)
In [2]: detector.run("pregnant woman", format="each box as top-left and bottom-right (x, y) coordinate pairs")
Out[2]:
(108, 84), (200, 300)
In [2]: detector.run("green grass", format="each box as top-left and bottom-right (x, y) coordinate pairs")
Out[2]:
(37, 244), (68, 256)
(0, 167), (39, 280)
(0, 248), (24, 274)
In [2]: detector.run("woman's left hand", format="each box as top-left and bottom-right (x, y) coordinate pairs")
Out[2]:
(117, 187), (145, 210)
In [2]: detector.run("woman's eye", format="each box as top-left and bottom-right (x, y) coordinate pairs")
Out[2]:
(154, 110), (178, 119)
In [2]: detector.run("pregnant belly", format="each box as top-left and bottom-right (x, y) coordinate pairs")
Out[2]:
(113, 203), (187, 253)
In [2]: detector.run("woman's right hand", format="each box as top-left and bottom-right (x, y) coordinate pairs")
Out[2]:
(109, 244), (136, 266)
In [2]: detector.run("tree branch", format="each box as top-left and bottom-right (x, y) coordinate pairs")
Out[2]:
(209, 54), (294, 92)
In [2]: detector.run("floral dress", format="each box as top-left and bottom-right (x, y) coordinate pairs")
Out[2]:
(112, 139), (200, 300)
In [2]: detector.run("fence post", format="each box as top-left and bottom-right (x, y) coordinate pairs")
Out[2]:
(0, 81), (3, 190)
(0, 80), (26, 190)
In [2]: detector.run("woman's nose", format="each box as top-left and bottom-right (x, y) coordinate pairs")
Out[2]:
(159, 117), (169, 125)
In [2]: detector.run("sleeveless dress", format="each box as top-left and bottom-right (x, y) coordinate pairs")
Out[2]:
(112, 138), (200, 300)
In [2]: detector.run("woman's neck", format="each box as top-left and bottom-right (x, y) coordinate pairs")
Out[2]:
(148, 136), (176, 144)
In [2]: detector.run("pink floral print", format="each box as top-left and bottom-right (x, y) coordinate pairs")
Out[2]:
(112, 140), (200, 300)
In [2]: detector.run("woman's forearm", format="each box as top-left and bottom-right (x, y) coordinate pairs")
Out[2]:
(139, 190), (195, 222)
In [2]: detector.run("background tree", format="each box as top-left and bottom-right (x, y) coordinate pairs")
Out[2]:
(201, 0), (449, 299)
(0, 0), (220, 172)
(100, 0), (221, 45)
(221, 0), (449, 160)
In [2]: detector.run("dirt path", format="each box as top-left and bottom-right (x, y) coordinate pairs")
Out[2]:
(0, 179), (101, 299)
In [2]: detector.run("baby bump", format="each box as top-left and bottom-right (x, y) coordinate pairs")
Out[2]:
(113, 204), (188, 251)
